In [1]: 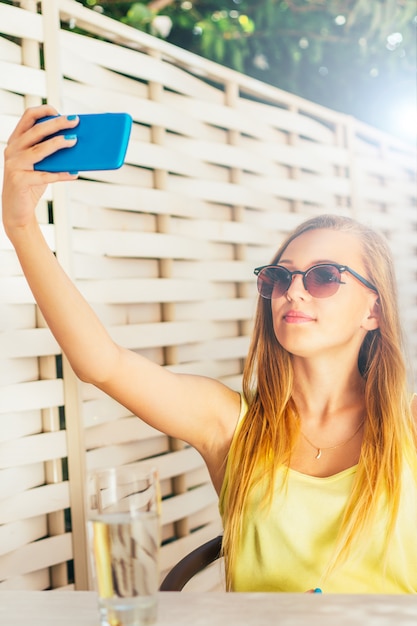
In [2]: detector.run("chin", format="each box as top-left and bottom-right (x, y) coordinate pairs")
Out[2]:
(274, 333), (324, 359)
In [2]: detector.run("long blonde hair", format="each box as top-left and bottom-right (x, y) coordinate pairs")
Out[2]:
(222, 214), (417, 589)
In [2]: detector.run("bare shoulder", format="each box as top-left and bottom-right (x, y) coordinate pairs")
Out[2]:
(189, 378), (242, 492)
(189, 374), (242, 443)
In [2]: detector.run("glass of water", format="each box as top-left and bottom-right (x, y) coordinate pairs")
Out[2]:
(87, 464), (161, 626)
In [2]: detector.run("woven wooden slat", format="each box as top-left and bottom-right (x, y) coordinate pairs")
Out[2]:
(0, 380), (64, 414)
(167, 98), (277, 143)
(167, 359), (245, 380)
(111, 321), (229, 349)
(0, 4), (43, 40)
(239, 98), (335, 143)
(0, 464), (45, 500)
(0, 358), (36, 387)
(167, 176), (282, 211)
(0, 517), (48, 557)
(0, 568), (52, 591)
(167, 136), (280, 176)
(72, 230), (213, 260)
(63, 80), (210, 139)
(86, 419), (168, 451)
(0, 411), (43, 448)
(0, 329), (59, 358)
(161, 484), (217, 527)
(0, 61), (46, 98)
(76, 278), (218, 304)
(0, 482), (70, 525)
(0, 278), (37, 304)
(69, 182), (215, 219)
(0, 431), (67, 469)
(177, 336), (250, 363)
(241, 174), (346, 205)
(85, 437), (170, 472)
(0, 534), (73, 580)
(161, 299), (255, 323)
(0, 36), (21, 64)
(61, 30), (221, 102)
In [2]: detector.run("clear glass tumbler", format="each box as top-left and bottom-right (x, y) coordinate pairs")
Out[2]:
(87, 464), (161, 626)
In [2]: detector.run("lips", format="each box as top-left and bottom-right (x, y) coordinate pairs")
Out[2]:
(283, 310), (315, 323)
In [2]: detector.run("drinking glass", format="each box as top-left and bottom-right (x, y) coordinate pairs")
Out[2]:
(87, 464), (160, 626)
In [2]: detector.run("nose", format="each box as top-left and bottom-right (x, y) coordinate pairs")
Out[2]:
(285, 272), (309, 300)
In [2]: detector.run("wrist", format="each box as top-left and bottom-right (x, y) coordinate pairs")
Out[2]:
(3, 213), (40, 243)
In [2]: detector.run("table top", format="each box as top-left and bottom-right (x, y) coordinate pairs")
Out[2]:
(0, 590), (416, 625)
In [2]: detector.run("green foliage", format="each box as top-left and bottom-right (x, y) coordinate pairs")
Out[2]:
(73, 1), (417, 139)
(194, 10), (255, 72)
(123, 3), (153, 29)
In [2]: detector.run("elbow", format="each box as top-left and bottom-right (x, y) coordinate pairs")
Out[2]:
(73, 366), (92, 384)
(68, 343), (121, 387)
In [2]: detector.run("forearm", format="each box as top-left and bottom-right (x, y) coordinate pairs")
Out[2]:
(6, 216), (118, 383)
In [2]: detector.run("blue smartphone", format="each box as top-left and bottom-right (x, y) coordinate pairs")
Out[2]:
(34, 112), (132, 172)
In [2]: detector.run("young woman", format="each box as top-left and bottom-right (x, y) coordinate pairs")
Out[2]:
(3, 106), (417, 593)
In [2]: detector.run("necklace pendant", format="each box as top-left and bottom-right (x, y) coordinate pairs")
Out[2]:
(315, 448), (322, 460)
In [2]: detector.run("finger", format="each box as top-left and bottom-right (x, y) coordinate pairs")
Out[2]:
(3, 168), (78, 193)
(34, 170), (79, 183)
(29, 113), (80, 147)
(5, 132), (78, 173)
(7, 104), (60, 142)
(30, 133), (78, 170)
(7, 108), (79, 157)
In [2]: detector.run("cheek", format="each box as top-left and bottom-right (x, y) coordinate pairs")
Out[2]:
(269, 304), (283, 344)
(270, 301), (282, 330)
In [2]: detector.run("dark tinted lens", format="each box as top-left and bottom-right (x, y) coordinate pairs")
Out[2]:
(305, 265), (341, 297)
(257, 267), (290, 299)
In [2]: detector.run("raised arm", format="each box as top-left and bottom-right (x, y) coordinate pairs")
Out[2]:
(2, 106), (240, 481)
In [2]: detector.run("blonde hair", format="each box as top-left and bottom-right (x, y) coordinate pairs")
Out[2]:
(222, 214), (417, 589)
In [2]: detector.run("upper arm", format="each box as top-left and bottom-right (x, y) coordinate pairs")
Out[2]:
(95, 344), (241, 455)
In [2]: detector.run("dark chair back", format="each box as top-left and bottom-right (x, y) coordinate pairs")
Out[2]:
(160, 535), (223, 591)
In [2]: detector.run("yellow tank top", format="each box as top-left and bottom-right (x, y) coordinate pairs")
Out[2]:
(219, 397), (417, 593)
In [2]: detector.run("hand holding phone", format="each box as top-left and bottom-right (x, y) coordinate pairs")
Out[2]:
(34, 112), (132, 172)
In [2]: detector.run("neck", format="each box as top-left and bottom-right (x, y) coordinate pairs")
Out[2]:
(290, 356), (366, 424)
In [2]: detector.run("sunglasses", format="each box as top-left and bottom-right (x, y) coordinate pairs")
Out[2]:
(254, 263), (378, 299)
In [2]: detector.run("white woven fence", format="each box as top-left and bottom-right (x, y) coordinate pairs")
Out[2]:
(0, 0), (416, 591)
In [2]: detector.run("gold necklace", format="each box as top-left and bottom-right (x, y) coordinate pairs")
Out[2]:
(300, 420), (365, 460)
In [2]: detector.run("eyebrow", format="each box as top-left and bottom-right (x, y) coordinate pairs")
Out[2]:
(278, 258), (338, 266)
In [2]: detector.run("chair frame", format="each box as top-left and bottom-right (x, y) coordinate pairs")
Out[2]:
(160, 535), (223, 591)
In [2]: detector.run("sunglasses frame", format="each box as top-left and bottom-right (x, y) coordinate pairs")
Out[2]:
(254, 263), (378, 299)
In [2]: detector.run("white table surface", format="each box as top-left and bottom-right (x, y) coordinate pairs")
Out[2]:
(1, 590), (416, 625)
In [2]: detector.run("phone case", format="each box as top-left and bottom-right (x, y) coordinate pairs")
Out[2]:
(34, 112), (132, 172)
